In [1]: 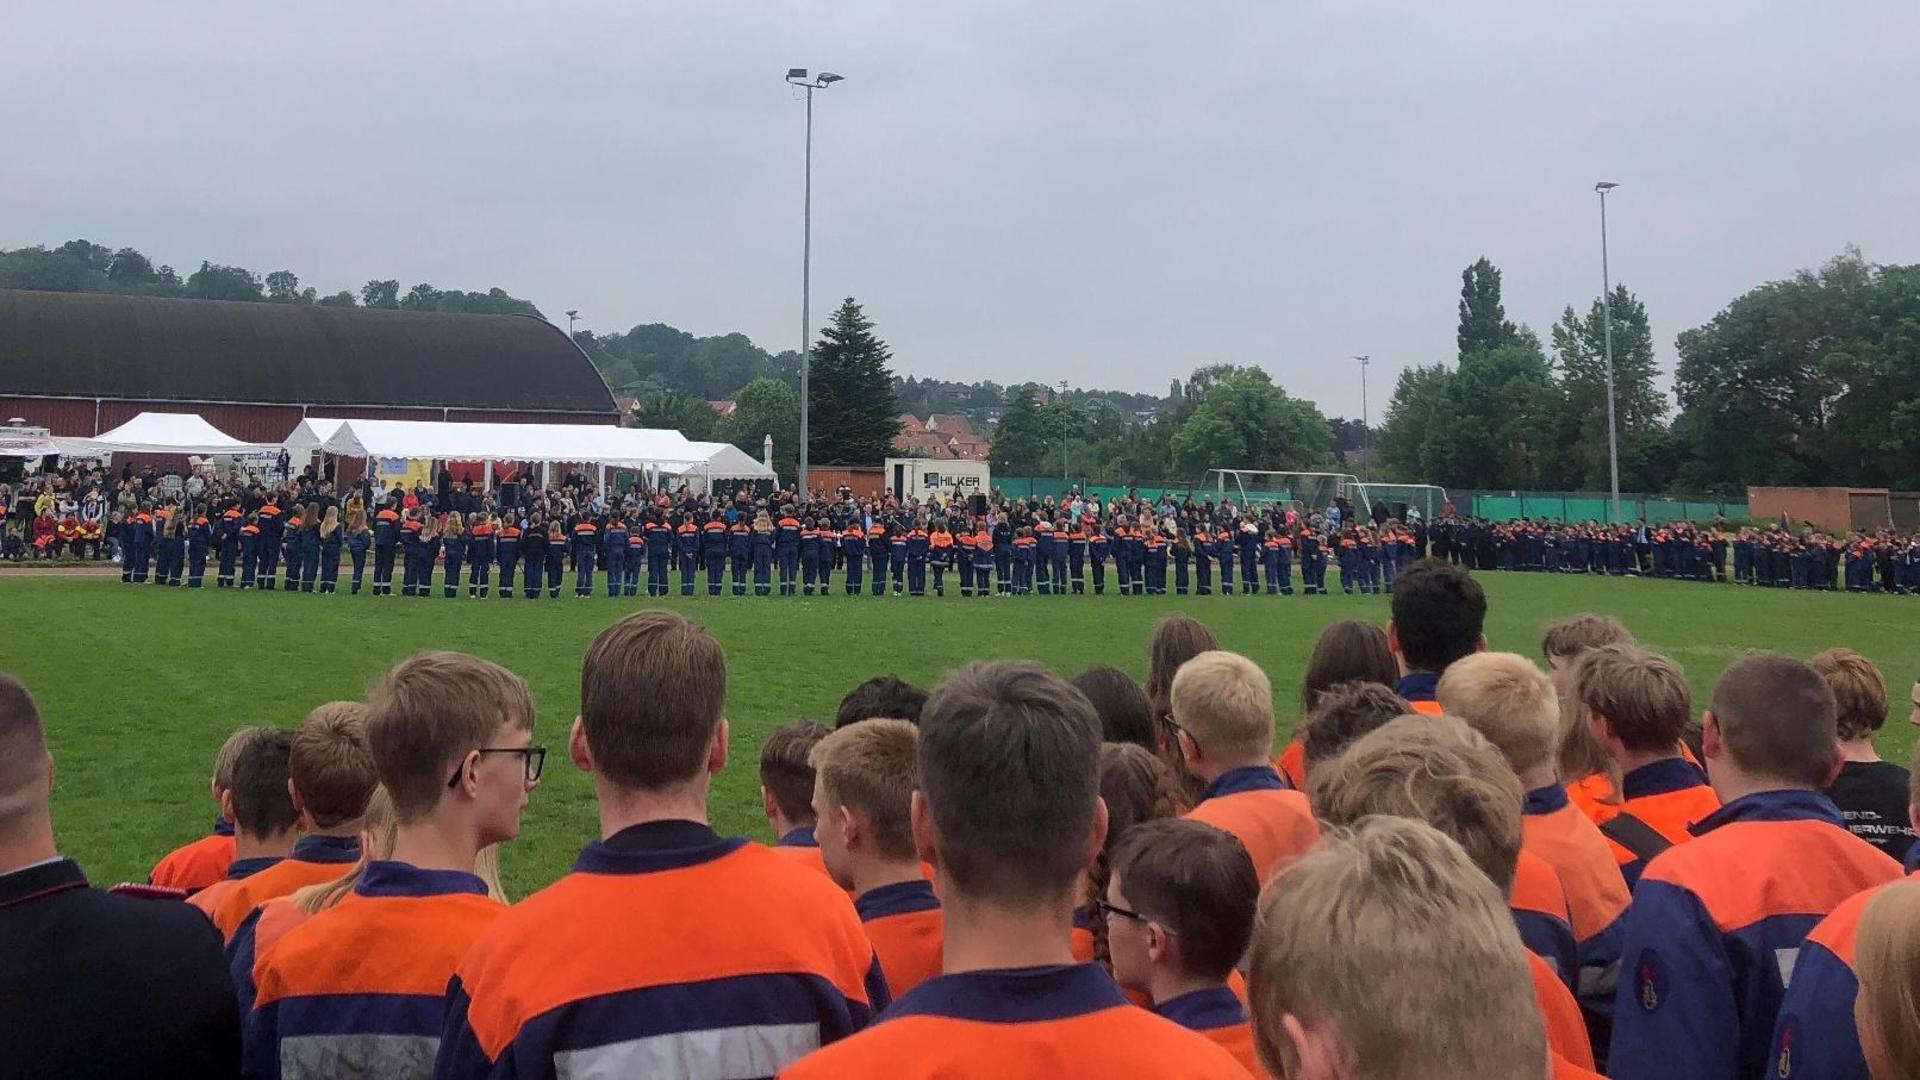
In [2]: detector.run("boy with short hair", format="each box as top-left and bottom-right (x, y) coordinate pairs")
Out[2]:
(241, 653), (538, 1080)
(189, 728), (299, 923)
(150, 726), (269, 895)
(1307, 714), (1596, 1073)
(1247, 817), (1572, 1080)
(1608, 652), (1903, 1080)
(438, 611), (884, 1078)
(762, 719), (832, 875)
(1539, 613), (1632, 694)
(1574, 644), (1719, 887)
(1172, 651), (1317, 887)
(209, 702), (376, 940)
(782, 661), (1248, 1078)
(1386, 559), (1487, 711)
(1438, 652), (1631, 1029)
(1105, 818), (1264, 1075)
(811, 719), (944, 996)
(1296, 681), (1410, 777)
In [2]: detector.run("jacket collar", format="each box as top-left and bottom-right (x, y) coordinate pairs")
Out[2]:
(1199, 765), (1288, 803)
(291, 834), (362, 864)
(855, 878), (941, 922)
(354, 860), (490, 900)
(886, 963), (1126, 1023)
(574, 819), (747, 875)
(778, 825), (818, 848)
(1621, 757), (1709, 800)
(1523, 784), (1571, 816)
(1395, 671), (1440, 703)
(1688, 789), (1842, 837)
(0, 858), (88, 911)
(1153, 985), (1247, 1032)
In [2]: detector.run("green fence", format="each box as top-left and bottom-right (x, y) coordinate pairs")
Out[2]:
(996, 477), (1201, 505)
(1466, 492), (1747, 524)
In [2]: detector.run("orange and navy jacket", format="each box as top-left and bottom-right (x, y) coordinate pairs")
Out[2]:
(1184, 765), (1317, 887)
(1606, 758), (1720, 890)
(437, 820), (886, 1078)
(1274, 739), (1306, 790)
(778, 963), (1250, 1079)
(773, 824), (835, 882)
(1767, 869), (1920, 1080)
(210, 834), (361, 941)
(1528, 950), (1597, 1071)
(855, 879), (943, 998)
(226, 894), (316, 1016)
(1152, 985), (1265, 1078)
(150, 818), (237, 895)
(241, 861), (504, 1080)
(1521, 784), (1631, 1003)
(1394, 672), (1444, 716)
(1606, 790), (1902, 1080)
(189, 854), (284, 924)
(1512, 849), (1580, 987)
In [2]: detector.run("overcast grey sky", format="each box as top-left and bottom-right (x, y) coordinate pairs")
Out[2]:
(8, 1), (1917, 418)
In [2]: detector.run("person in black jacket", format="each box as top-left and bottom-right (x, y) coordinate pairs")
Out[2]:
(0, 673), (239, 1078)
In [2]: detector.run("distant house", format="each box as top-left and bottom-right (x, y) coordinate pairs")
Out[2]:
(894, 413), (990, 461)
(708, 400), (737, 418)
(614, 395), (640, 422)
(925, 413), (975, 438)
(898, 413), (927, 434)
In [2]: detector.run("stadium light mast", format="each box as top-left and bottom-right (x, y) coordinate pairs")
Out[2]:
(1058, 380), (1071, 480)
(566, 310), (580, 337)
(1353, 355), (1371, 482)
(1595, 181), (1622, 524)
(787, 67), (845, 496)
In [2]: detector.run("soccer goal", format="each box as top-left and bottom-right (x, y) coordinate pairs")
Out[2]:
(1203, 470), (1449, 522)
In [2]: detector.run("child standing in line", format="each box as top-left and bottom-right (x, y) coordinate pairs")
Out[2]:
(441, 512), (467, 599)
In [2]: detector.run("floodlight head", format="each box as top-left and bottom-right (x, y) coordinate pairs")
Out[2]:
(787, 68), (809, 81)
(818, 72), (844, 84)
(1595, 181), (1619, 192)
(565, 309), (579, 319)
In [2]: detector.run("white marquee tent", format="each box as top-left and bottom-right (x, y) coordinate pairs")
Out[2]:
(662, 442), (778, 487)
(62, 411), (276, 455)
(281, 416), (353, 454)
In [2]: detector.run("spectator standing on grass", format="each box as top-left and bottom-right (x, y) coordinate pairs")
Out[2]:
(1813, 648), (1916, 863)
(0, 673), (240, 1078)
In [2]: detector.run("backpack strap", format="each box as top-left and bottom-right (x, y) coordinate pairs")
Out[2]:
(1600, 812), (1674, 863)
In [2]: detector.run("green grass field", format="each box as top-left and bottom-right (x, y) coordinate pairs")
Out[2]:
(6, 572), (1916, 897)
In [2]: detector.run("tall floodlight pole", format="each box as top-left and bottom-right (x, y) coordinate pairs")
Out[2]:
(787, 68), (845, 496)
(1353, 355), (1371, 482)
(1058, 379), (1070, 480)
(566, 310), (579, 337)
(1595, 181), (1622, 523)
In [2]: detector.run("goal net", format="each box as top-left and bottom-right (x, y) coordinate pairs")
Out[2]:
(1203, 470), (1449, 523)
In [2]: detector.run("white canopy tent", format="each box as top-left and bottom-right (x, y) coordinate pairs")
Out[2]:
(66, 411), (276, 455)
(317, 419), (703, 489)
(661, 442), (778, 492)
(281, 416), (353, 454)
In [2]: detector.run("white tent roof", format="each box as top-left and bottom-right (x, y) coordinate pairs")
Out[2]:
(318, 419), (701, 468)
(79, 411), (276, 454)
(663, 441), (778, 482)
(282, 416), (353, 453)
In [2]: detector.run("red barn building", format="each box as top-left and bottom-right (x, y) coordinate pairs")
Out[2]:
(0, 289), (618, 443)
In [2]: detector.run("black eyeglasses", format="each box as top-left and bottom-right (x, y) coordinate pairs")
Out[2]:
(447, 746), (546, 788)
(1158, 714), (1187, 744)
(1093, 897), (1176, 933)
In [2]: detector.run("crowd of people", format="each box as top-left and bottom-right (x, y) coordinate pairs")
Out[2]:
(10, 460), (1920, 599)
(6, 557), (1920, 1079)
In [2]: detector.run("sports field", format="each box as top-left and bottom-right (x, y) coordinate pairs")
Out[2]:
(7, 572), (1916, 896)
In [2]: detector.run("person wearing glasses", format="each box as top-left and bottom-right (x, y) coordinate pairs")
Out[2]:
(241, 652), (539, 1080)
(1102, 819), (1263, 1077)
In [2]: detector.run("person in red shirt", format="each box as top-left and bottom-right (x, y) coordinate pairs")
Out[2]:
(1105, 819), (1266, 1077)
(812, 719), (943, 996)
(1248, 817), (1580, 1080)
(1307, 714), (1597, 1073)
(188, 729), (298, 925)
(781, 660), (1247, 1079)
(439, 611), (883, 1078)
(1172, 651), (1317, 888)
(208, 702), (375, 941)
(761, 719), (833, 878)
(241, 652), (538, 1079)
(149, 726), (271, 895)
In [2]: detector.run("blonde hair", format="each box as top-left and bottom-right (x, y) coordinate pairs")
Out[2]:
(289, 701), (376, 829)
(1811, 648), (1890, 742)
(1170, 650), (1275, 762)
(1435, 653), (1559, 777)
(1249, 817), (1545, 1080)
(444, 511), (464, 534)
(1856, 881), (1920, 1079)
(1555, 650), (1620, 802)
(810, 719), (919, 862)
(1306, 714), (1524, 895)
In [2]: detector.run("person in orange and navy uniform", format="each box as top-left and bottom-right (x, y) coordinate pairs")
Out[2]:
(1172, 652), (1318, 888)
(240, 652), (537, 1080)
(189, 729), (299, 926)
(570, 513), (599, 597)
(437, 612), (885, 1078)
(779, 660), (1246, 1080)
(761, 720), (835, 880)
(1248, 818), (1581, 1080)
(1387, 559), (1488, 716)
(208, 702), (375, 941)
(1105, 819), (1266, 1077)
(150, 726), (266, 895)
(813, 720), (943, 996)
(1608, 654), (1903, 1080)
(494, 515), (520, 598)
(1307, 715), (1599, 1075)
